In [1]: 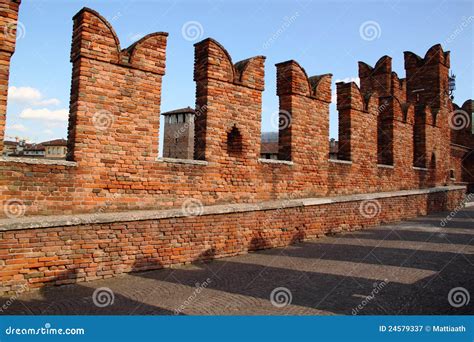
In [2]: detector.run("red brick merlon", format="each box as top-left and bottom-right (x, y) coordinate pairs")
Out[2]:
(275, 60), (331, 168)
(193, 38), (265, 161)
(67, 7), (168, 163)
(71, 7), (168, 75)
(275, 60), (332, 102)
(193, 38), (265, 90)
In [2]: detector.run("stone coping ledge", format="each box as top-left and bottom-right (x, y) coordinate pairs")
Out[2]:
(328, 159), (352, 165)
(258, 158), (293, 165)
(450, 143), (472, 151)
(413, 166), (429, 171)
(377, 164), (395, 169)
(0, 186), (465, 232)
(0, 156), (77, 167)
(157, 157), (208, 166)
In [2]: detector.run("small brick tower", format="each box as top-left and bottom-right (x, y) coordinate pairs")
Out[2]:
(162, 107), (195, 159)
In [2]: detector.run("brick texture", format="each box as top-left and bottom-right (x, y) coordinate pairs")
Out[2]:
(0, 188), (465, 295)
(0, 5), (472, 217)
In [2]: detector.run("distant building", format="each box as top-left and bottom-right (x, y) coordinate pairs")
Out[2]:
(23, 143), (45, 158)
(329, 139), (338, 160)
(260, 132), (279, 160)
(2, 138), (67, 159)
(162, 107), (195, 159)
(42, 139), (67, 159)
(2, 140), (17, 156)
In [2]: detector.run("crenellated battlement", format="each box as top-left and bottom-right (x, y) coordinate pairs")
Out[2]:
(0, 2), (471, 294)
(0, 3), (472, 219)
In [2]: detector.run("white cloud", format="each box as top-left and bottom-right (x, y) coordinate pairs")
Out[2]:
(19, 108), (69, 121)
(8, 86), (61, 107)
(35, 98), (61, 106)
(8, 123), (28, 132)
(8, 86), (41, 104)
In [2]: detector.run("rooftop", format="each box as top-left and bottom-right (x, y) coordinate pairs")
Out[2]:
(161, 107), (195, 116)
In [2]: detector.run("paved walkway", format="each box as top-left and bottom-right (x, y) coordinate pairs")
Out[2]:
(1, 207), (473, 315)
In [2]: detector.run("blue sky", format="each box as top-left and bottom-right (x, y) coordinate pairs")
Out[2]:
(5, 0), (473, 152)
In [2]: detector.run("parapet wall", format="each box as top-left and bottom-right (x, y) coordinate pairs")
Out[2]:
(0, 186), (465, 295)
(0, 3), (472, 219)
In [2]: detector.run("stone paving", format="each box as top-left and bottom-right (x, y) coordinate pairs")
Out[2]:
(1, 207), (473, 315)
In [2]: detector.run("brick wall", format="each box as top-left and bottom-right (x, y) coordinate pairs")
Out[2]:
(0, 187), (465, 295)
(450, 100), (474, 191)
(0, 3), (472, 218)
(0, 0), (20, 153)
